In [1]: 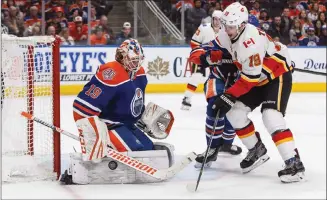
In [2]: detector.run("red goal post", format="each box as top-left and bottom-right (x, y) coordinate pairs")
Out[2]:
(1, 34), (61, 182)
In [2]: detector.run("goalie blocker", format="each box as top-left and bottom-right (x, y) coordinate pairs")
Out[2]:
(61, 102), (177, 184)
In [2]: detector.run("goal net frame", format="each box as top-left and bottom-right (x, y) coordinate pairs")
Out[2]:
(1, 34), (61, 181)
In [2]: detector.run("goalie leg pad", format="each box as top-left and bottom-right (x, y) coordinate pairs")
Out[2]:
(68, 149), (171, 184)
(154, 142), (175, 167)
(108, 125), (154, 152)
(76, 116), (110, 162)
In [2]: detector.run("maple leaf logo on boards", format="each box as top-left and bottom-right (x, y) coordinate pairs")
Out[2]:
(147, 56), (170, 80)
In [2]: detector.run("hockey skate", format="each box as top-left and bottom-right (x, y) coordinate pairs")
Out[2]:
(194, 147), (219, 168)
(181, 97), (191, 110)
(219, 143), (242, 155)
(278, 155), (305, 183)
(240, 139), (270, 173)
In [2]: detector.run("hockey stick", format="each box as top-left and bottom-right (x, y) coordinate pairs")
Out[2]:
(188, 73), (231, 192)
(294, 68), (326, 76)
(21, 111), (197, 181)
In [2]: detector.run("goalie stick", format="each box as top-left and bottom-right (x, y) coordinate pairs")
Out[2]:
(21, 111), (197, 181)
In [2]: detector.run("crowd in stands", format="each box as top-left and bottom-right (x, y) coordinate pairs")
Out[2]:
(164, 0), (327, 46)
(1, 0), (327, 46)
(1, 0), (133, 45)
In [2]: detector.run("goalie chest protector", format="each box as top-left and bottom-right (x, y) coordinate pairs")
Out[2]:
(73, 61), (147, 126)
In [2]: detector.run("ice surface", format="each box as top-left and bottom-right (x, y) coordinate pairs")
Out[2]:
(2, 93), (326, 199)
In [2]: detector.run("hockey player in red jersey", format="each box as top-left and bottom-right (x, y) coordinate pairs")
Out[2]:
(60, 39), (180, 184)
(206, 2), (305, 183)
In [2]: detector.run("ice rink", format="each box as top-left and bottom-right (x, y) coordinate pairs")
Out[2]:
(2, 92), (326, 199)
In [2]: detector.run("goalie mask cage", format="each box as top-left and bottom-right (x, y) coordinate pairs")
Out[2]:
(1, 34), (61, 182)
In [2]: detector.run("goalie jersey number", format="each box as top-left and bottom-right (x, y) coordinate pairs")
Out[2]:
(131, 88), (144, 117)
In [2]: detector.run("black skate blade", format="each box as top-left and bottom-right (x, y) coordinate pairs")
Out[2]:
(242, 154), (270, 174)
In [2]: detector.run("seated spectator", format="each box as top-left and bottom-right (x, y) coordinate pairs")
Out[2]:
(318, 24), (327, 45)
(307, 3), (320, 22)
(90, 26), (108, 45)
(24, 6), (41, 27)
(268, 16), (289, 45)
(116, 22), (132, 45)
(249, 0), (260, 18)
(185, 0), (207, 42)
(47, 6), (68, 34)
(59, 27), (75, 45)
(318, 12), (326, 24)
(91, 0), (113, 18)
(315, 19), (324, 36)
(288, 0), (301, 19)
(4, 6), (24, 36)
(23, 22), (41, 36)
(298, 10), (313, 34)
(90, 6), (99, 29)
(97, 15), (115, 44)
(47, 25), (57, 37)
(68, 16), (88, 42)
(281, 7), (292, 32)
(208, 1), (222, 15)
(289, 19), (303, 43)
(299, 26), (320, 46)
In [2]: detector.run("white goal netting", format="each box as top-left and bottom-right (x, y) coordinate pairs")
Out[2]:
(1, 34), (60, 182)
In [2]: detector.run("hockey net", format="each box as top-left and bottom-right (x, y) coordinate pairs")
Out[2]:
(1, 34), (61, 182)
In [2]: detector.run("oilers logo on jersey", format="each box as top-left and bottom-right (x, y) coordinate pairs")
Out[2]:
(131, 88), (144, 117)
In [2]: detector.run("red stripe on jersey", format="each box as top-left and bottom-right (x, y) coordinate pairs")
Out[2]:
(108, 131), (128, 152)
(73, 102), (100, 116)
(225, 75), (258, 98)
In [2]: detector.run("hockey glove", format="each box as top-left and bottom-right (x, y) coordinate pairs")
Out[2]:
(199, 50), (223, 67)
(212, 93), (236, 116)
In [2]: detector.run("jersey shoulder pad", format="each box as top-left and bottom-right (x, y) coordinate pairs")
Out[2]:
(135, 66), (146, 77)
(95, 61), (129, 86)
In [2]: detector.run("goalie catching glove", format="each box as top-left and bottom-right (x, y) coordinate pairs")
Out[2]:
(136, 102), (175, 139)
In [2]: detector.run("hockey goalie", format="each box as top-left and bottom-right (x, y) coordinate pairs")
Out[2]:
(60, 39), (186, 184)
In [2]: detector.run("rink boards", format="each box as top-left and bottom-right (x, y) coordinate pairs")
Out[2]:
(38, 46), (327, 94)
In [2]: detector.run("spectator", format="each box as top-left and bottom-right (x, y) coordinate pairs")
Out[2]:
(281, 7), (292, 32)
(258, 8), (271, 29)
(185, 0), (207, 42)
(268, 16), (289, 45)
(47, 25), (56, 36)
(318, 12), (326, 23)
(318, 24), (327, 45)
(249, 0), (260, 18)
(116, 22), (132, 45)
(307, 3), (320, 22)
(24, 6), (41, 27)
(288, 0), (301, 19)
(299, 26), (320, 46)
(208, 1), (222, 15)
(298, 10), (313, 34)
(97, 15), (115, 44)
(68, 16), (88, 42)
(289, 19), (303, 43)
(90, 26), (108, 45)
(315, 19), (323, 36)
(4, 6), (24, 36)
(59, 28), (75, 45)
(23, 22), (41, 36)
(91, 0), (113, 18)
(90, 6), (99, 29)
